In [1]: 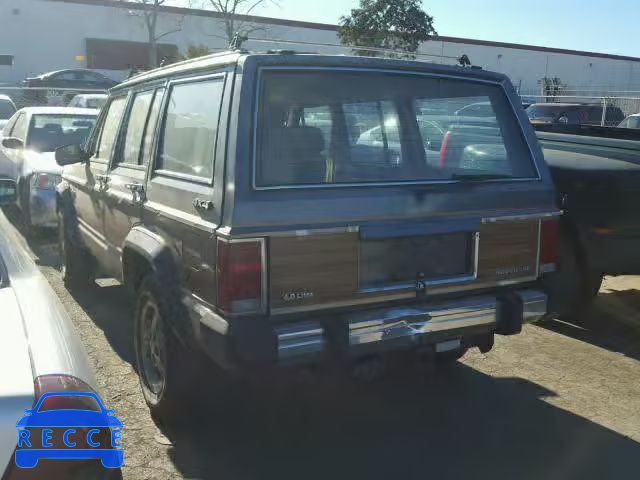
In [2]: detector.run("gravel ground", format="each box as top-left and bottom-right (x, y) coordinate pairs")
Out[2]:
(12, 222), (640, 480)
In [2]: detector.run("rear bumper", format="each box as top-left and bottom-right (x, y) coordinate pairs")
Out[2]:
(189, 289), (548, 370)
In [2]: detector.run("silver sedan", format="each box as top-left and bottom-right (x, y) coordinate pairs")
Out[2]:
(0, 179), (111, 478)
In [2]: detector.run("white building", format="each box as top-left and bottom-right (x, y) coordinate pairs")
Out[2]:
(1, 0), (640, 96)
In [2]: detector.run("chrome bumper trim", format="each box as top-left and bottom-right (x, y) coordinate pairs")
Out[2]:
(348, 296), (496, 346)
(276, 322), (325, 361)
(276, 294), (514, 362)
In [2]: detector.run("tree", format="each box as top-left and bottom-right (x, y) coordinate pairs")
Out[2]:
(338, 0), (436, 58)
(179, 44), (212, 60)
(202, 0), (278, 45)
(123, 0), (190, 69)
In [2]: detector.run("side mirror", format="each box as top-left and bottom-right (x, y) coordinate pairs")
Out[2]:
(55, 143), (88, 166)
(2, 137), (23, 150)
(0, 178), (17, 206)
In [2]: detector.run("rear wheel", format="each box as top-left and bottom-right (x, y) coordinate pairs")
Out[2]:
(58, 210), (94, 288)
(134, 275), (222, 426)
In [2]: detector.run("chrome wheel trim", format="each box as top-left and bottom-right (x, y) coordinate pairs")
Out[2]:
(139, 296), (167, 396)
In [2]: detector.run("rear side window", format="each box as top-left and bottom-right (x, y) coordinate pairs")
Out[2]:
(97, 97), (126, 159)
(119, 90), (154, 166)
(255, 70), (536, 187)
(157, 78), (225, 179)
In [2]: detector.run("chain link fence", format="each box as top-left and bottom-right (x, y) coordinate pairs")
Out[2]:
(519, 94), (640, 127)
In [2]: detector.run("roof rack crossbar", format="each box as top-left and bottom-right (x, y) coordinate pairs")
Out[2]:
(246, 37), (460, 61)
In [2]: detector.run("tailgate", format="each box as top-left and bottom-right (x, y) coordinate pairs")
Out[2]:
(269, 218), (541, 314)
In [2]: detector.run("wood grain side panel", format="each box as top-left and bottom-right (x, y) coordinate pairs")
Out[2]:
(477, 220), (539, 282)
(269, 233), (359, 309)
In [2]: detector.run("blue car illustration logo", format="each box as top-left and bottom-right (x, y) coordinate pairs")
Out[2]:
(15, 391), (123, 469)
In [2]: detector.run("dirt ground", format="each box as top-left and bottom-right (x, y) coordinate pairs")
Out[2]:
(11, 220), (640, 480)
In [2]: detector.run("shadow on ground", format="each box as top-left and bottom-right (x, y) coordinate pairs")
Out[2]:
(540, 291), (640, 362)
(161, 363), (640, 480)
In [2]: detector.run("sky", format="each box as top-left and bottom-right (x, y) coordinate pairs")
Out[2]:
(175, 1), (640, 58)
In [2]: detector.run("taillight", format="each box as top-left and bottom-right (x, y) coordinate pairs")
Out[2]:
(439, 131), (452, 168)
(540, 219), (559, 266)
(34, 375), (99, 411)
(216, 238), (264, 314)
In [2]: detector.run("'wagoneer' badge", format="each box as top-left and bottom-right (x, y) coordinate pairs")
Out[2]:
(282, 291), (314, 302)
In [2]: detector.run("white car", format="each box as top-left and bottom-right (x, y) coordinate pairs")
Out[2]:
(67, 93), (108, 110)
(0, 95), (17, 131)
(0, 107), (98, 232)
(0, 178), (102, 478)
(618, 113), (640, 129)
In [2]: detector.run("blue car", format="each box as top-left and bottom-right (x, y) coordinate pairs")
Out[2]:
(15, 391), (123, 468)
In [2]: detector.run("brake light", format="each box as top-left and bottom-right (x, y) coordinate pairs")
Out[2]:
(34, 375), (99, 411)
(439, 131), (452, 168)
(216, 239), (264, 314)
(540, 219), (559, 265)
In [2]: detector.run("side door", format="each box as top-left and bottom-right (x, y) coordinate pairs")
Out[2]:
(143, 73), (228, 303)
(102, 85), (165, 276)
(64, 95), (127, 265)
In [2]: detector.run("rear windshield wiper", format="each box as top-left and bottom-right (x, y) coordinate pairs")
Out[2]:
(451, 173), (514, 182)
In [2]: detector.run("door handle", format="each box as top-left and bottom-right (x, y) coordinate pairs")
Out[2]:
(95, 174), (110, 191)
(124, 182), (144, 193)
(124, 183), (146, 203)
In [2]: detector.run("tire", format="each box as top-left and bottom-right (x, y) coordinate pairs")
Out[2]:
(551, 229), (603, 322)
(134, 274), (210, 426)
(58, 210), (94, 288)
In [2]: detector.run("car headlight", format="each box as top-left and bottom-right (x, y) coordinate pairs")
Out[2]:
(31, 172), (61, 190)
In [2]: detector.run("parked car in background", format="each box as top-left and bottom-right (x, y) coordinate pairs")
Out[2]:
(0, 95), (16, 130)
(55, 52), (559, 424)
(617, 113), (640, 129)
(533, 123), (640, 316)
(526, 103), (625, 126)
(68, 93), (108, 110)
(23, 69), (117, 105)
(0, 177), (104, 479)
(0, 107), (98, 233)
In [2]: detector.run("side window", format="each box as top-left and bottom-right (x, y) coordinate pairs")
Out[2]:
(157, 78), (225, 179)
(11, 113), (28, 141)
(141, 89), (164, 166)
(117, 91), (154, 166)
(96, 97), (126, 160)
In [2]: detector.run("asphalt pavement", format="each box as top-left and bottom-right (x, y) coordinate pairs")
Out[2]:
(7, 215), (640, 480)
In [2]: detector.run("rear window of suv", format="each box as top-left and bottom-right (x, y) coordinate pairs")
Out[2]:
(255, 70), (537, 188)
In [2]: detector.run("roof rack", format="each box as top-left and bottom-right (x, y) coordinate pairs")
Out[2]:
(244, 37), (465, 63)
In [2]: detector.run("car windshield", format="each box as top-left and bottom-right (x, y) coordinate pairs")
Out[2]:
(86, 97), (107, 109)
(255, 70), (536, 187)
(27, 114), (97, 152)
(0, 100), (16, 120)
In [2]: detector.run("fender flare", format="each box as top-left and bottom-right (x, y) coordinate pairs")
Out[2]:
(121, 227), (191, 343)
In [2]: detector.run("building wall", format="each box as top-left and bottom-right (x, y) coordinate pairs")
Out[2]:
(1, 0), (639, 96)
